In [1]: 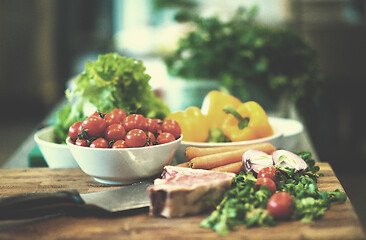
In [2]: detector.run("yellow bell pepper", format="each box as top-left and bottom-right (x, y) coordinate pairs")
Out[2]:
(222, 101), (273, 142)
(201, 90), (242, 128)
(165, 106), (209, 142)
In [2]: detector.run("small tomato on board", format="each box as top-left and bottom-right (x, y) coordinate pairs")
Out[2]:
(157, 132), (176, 144)
(257, 167), (279, 183)
(267, 192), (295, 220)
(90, 138), (109, 148)
(125, 129), (147, 148)
(254, 177), (276, 194)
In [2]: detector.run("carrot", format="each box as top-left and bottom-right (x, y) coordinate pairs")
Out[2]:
(174, 162), (190, 168)
(210, 161), (243, 174)
(189, 149), (244, 169)
(184, 142), (276, 161)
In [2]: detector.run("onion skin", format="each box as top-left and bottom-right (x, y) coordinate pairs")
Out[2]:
(242, 150), (274, 174)
(272, 150), (307, 172)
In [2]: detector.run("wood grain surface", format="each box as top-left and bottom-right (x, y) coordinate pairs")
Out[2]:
(0, 163), (365, 240)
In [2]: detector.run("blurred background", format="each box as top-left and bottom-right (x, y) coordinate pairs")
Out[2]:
(0, 0), (365, 229)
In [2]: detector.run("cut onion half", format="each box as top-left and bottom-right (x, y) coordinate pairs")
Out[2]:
(242, 150), (274, 174)
(273, 150), (307, 172)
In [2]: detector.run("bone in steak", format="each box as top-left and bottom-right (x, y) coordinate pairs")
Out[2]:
(148, 166), (235, 218)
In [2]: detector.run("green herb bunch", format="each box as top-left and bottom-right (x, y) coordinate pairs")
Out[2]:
(276, 152), (347, 223)
(201, 171), (275, 235)
(165, 6), (322, 103)
(201, 151), (347, 236)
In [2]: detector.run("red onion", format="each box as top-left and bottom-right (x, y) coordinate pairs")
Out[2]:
(242, 150), (274, 174)
(273, 150), (307, 172)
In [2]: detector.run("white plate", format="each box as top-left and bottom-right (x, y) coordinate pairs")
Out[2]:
(174, 117), (303, 163)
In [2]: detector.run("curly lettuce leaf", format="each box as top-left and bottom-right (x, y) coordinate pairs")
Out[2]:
(54, 53), (170, 143)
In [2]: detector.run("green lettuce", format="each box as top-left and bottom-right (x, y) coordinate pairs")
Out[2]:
(53, 53), (171, 143)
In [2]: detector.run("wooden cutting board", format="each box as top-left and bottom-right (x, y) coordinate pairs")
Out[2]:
(0, 163), (364, 240)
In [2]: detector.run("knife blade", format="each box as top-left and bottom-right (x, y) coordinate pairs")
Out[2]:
(80, 181), (152, 212)
(0, 181), (152, 219)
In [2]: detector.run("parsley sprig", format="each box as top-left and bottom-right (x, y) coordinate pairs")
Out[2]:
(201, 151), (347, 235)
(200, 172), (275, 235)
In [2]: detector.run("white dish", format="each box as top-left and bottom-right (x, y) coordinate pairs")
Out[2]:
(34, 126), (79, 168)
(175, 117), (303, 163)
(66, 136), (182, 185)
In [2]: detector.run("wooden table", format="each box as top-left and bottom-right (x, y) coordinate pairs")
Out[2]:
(0, 163), (364, 240)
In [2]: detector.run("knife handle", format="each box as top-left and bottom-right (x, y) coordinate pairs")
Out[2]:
(0, 190), (86, 219)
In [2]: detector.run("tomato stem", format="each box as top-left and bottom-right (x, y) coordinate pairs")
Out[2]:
(97, 110), (106, 119)
(77, 127), (89, 140)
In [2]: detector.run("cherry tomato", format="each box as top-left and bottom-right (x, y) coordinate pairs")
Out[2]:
(257, 167), (279, 183)
(157, 132), (176, 145)
(145, 118), (162, 134)
(81, 116), (107, 137)
(112, 108), (127, 119)
(112, 140), (128, 148)
(254, 177), (276, 194)
(125, 129), (147, 148)
(267, 192), (295, 220)
(75, 138), (89, 147)
(104, 124), (126, 142)
(123, 114), (146, 132)
(146, 131), (156, 144)
(105, 108), (126, 126)
(90, 138), (109, 148)
(161, 119), (181, 139)
(90, 111), (106, 118)
(69, 121), (82, 141)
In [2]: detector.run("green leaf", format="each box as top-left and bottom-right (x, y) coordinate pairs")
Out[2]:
(164, 6), (323, 103)
(53, 53), (171, 143)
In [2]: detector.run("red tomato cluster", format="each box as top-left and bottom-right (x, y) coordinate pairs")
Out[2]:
(68, 108), (181, 149)
(254, 167), (295, 219)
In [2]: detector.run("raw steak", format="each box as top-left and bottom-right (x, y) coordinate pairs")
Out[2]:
(148, 166), (235, 218)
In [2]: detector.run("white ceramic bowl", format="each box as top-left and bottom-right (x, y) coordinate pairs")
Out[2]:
(34, 126), (79, 168)
(66, 136), (182, 185)
(175, 117), (303, 163)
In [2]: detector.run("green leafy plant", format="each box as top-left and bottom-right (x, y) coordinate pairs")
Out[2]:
(200, 171), (275, 235)
(165, 6), (322, 103)
(54, 53), (170, 143)
(200, 151), (346, 236)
